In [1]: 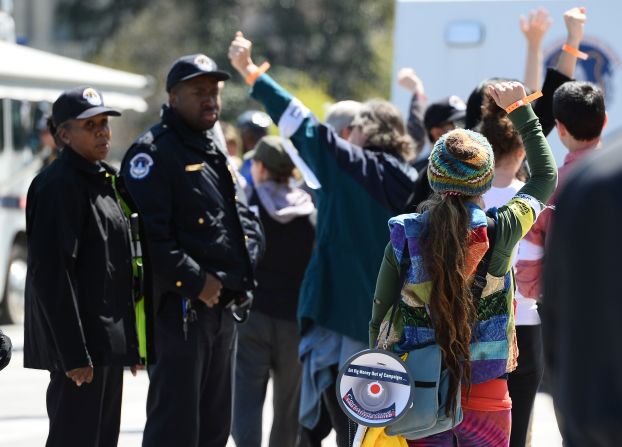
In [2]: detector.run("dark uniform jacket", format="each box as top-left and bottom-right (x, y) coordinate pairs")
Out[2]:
(543, 146), (622, 446)
(24, 147), (146, 371)
(120, 106), (264, 313)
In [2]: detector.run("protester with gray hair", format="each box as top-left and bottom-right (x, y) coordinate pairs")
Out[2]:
(324, 100), (362, 138)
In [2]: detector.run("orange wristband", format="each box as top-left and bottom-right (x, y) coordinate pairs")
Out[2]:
(245, 62), (271, 86)
(505, 91), (543, 114)
(562, 44), (589, 60)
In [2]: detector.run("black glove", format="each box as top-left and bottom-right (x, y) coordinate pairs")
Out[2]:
(0, 329), (12, 372)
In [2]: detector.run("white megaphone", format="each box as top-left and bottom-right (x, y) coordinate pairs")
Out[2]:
(336, 349), (414, 427)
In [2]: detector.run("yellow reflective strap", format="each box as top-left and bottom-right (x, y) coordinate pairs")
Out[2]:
(135, 298), (148, 363)
(111, 173), (148, 364)
(132, 257), (144, 280)
(109, 173), (133, 216)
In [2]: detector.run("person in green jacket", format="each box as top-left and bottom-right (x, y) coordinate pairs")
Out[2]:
(369, 81), (557, 446)
(229, 32), (420, 445)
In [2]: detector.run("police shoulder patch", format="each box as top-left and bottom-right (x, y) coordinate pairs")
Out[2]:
(129, 152), (154, 180)
(136, 130), (154, 145)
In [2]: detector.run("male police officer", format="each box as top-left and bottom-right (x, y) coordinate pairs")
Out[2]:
(121, 54), (264, 447)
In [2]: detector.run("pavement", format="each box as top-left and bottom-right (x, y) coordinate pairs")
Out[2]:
(0, 323), (561, 446)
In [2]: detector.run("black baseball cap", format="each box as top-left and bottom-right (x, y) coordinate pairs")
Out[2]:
(52, 86), (121, 127)
(166, 54), (231, 92)
(423, 95), (467, 131)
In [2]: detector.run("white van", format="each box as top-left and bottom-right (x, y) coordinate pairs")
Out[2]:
(391, 0), (622, 162)
(0, 39), (152, 323)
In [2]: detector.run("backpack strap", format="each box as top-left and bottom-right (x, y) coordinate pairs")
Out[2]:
(471, 214), (497, 307)
(382, 239), (411, 349)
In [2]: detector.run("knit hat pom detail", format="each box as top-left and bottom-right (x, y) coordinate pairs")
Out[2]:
(428, 129), (495, 196)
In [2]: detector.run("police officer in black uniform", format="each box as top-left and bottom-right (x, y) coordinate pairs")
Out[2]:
(121, 54), (264, 447)
(24, 87), (152, 447)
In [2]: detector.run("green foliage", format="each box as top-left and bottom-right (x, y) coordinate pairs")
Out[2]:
(250, 0), (394, 100)
(270, 67), (334, 121)
(351, 12), (395, 100)
(56, 0), (150, 51)
(56, 0), (394, 100)
(56, 0), (393, 140)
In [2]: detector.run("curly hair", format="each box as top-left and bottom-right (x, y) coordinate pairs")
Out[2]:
(476, 92), (523, 164)
(418, 193), (477, 416)
(465, 78), (511, 130)
(353, 99), (415, 161)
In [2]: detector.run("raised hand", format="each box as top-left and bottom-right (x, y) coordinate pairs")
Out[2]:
(520, 8), (552, 47)
(397, 67), (424, 95)
(488, 81), (527, 111)
(564, 7), (587, 46)
(228, 31), (256, 78)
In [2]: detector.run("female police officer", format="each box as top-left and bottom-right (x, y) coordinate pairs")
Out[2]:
(24, 87), (151, 447)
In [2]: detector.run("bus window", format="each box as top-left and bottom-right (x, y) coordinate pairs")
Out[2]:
(11, 101), (48, 159)
(0, 100), (4, 153)
(32, 103), (49, 154)
(11, 100), (37, 153)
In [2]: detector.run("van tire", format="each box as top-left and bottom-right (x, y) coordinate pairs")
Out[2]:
(0, 243), (27, 324)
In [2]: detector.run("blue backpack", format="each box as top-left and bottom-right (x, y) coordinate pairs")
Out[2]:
(386, 343), (462, 439)
(381, 216), (496, 440)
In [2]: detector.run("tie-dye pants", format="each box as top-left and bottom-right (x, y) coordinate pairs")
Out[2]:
(406, 408), (511, 447)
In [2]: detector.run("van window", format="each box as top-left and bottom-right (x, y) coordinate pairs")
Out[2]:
(0, 100), (4, 153)
(445, 21), (484, 47)
(12, 100), (31, 151)
(11, 100), (39, 153)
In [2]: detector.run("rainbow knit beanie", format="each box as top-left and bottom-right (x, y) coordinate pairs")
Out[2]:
(428, 128), (495, 196)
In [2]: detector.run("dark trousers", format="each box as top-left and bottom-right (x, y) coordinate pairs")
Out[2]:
(508, 324), (544, 447)
(46, 366), (123, 447)
(143, 298), (235, 447)
(296, 366), (355, 447)
(232, 311), (302, 447)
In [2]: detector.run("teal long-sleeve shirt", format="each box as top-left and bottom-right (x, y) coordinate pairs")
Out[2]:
(250, 74), (419, 342)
